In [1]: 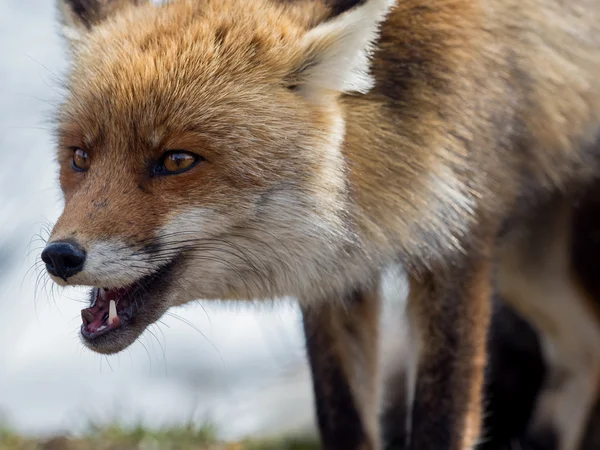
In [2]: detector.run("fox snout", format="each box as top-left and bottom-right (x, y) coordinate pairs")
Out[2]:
(41, 223), (183, 354)
(41, 240), (86, 281)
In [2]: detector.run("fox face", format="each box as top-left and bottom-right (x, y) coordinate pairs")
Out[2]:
(44, 0), (395, 353)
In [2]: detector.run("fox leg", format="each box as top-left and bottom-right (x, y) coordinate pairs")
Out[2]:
(301, 284), (382, 450)
(497, 199), (600, 450)
(405, 247), (492, 450)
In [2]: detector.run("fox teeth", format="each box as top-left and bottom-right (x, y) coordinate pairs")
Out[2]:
(108, 300), (117, 324)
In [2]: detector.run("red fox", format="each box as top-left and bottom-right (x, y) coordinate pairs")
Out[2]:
(41, 0), (600, 449)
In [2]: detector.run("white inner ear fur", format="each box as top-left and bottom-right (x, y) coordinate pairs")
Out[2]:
(299, 0), (396, 95)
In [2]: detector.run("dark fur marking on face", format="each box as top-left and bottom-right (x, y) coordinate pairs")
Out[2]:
(141, 241), (161, 255)
(92, 198), (108, 209)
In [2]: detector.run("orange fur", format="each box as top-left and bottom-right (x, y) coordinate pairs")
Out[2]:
(43, 0), (600, 449)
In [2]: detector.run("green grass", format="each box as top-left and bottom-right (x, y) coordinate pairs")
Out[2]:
(0, 426), (38, 450)
(0, 423), (318, 450)
(84, 422), (218, 448)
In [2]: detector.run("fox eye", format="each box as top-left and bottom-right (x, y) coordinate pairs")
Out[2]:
(154, 150), (202, 175)
(72, 148), (90, 172)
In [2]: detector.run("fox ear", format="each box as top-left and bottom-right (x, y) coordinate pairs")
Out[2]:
(58, 0), (148, 41)
(291, 0), (396, 97)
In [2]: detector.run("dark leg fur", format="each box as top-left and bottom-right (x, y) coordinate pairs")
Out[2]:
(302, 286), (381, 450)
(406, 247), (492, 450)
(381, 369), (408, 450)
(480, 298), (547, 450)
(574, 183), (600, 449)
(381, 296), (546, 450)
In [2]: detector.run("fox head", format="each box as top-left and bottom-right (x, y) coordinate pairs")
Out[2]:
(43, 0), (395, 354)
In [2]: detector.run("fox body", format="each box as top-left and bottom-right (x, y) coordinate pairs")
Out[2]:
(42, 0), (600, 449)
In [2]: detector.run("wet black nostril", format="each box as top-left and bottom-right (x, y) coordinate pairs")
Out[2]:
(41, 240), (86, 281)
(40, 249), (52, 266)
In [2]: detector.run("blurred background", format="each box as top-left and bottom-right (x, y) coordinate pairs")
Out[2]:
(0, 0), (408, 444)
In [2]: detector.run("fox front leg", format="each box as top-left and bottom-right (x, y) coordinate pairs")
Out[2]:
(405, 248), (492, 450)
(301, 285), (382, 450)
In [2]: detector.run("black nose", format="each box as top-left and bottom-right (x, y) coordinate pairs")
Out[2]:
(41, 240), (86, 281)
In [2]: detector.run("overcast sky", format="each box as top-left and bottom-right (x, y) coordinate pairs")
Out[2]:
(0, 0), (408, 441)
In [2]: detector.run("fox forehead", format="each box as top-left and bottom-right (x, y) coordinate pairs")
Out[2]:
(75, 0), (318, 72)
(58, 0), (339, 159)
(61, 1), (317, 118)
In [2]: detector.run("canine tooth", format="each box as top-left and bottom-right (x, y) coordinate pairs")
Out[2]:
(109, 300), (117, 324)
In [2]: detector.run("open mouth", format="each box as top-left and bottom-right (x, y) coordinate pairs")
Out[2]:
(81, 286), (135, 339)
(79, 258), (179, 350)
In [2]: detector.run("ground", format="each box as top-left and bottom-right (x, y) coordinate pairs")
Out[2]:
(0, 424), (318, 450)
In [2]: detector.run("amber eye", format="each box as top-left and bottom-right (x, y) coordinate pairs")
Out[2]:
(154, 151), (201, 175)
(71, 148), (90, 172)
